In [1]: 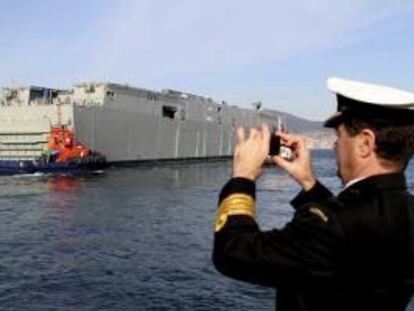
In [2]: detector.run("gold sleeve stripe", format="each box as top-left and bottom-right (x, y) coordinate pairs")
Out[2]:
(309, 207), (329, 223)
(215, 193), (255, 232)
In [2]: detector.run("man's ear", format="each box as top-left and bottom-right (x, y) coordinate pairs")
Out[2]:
(358, 129), (376, 158)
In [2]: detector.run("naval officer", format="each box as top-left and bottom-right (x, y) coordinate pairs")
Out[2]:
(212, 77), (414, 311)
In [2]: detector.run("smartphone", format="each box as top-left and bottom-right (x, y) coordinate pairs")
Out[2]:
(269, 134), (282, 156)
(269, 134), (293, 160)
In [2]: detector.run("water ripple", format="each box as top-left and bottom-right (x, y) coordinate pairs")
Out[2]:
(0, 154), (413, 310)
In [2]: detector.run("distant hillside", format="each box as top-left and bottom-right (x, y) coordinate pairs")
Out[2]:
(261, 108), (324, 133)
(261, 108), (335, 149)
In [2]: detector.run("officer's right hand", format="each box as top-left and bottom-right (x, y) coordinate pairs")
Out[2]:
(272, 132), (316, 191)
(232, 124), (270, 181)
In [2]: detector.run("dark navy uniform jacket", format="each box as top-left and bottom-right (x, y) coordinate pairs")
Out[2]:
(213, 173), (414, 311)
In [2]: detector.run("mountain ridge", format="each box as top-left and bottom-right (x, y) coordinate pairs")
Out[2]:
(262, 108), (334, 149)
(262, 108), (324, 132)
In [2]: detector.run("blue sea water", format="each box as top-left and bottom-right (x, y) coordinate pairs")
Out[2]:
(0, 150), (413, 310)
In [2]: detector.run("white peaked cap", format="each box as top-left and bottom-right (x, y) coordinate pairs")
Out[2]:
(324, 77), (414, 127)
(327, 77), (414, 106)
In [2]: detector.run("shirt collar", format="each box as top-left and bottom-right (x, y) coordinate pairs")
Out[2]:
(342, 176), (368, 191)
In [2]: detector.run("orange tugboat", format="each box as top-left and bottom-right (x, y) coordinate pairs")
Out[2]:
(0, 125), (107, 175)
(46, 124), (107, 168)
(48, 125), (93, 161)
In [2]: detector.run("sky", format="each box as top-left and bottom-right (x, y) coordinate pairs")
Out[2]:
(0, 0), (413, 120)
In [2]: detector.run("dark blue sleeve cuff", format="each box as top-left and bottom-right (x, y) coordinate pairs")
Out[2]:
(290, 180), (333, 209)
(219, 177), (256, 204)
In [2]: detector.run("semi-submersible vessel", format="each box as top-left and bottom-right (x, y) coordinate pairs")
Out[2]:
(0, 82), (282, 174)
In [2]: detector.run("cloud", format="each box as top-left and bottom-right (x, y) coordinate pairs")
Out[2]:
(82, 0), (398, 83)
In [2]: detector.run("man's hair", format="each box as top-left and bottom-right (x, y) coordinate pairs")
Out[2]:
(342, 116), (414, 169)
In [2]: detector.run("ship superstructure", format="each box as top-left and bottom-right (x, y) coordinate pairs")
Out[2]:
(0, 83), (279, 164)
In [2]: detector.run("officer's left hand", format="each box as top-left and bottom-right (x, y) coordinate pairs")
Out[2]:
(232, 124), (270, 181)
(272, 132), (316, 191)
